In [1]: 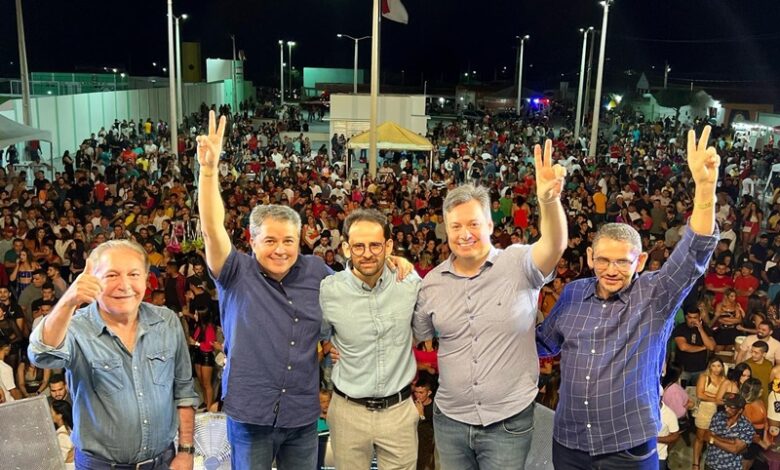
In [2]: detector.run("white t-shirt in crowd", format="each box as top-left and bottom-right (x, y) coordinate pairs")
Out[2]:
(657, 403), (679, 460)
(0, 360), (17, 402)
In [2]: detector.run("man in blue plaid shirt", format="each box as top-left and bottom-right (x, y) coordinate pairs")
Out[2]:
(537, 126), (721, 469)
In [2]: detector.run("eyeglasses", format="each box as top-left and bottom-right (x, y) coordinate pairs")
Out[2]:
(593, 257), (637, 272)
(347, 242), (386, 257)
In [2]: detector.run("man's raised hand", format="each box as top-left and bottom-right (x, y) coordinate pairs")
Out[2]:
(534, 139), (567, 203)
(687, 125), (720, 188)
(196, 110), (227, 171)
(61, 258), (102, 310)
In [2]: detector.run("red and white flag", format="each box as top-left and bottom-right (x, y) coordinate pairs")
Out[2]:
(382, 0), (409, 24)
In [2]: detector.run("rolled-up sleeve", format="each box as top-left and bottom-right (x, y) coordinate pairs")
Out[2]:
(27, 317), (73, 370)
(171, 316), (200, 408)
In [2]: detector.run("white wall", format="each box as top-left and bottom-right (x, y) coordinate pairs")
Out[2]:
(0, 81), (227, 163)
(328, 94), (429, 139)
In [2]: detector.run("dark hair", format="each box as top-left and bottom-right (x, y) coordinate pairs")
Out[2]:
(343, 209), (392, 241)
(50, 374), (66, 385)
(761, 321), (774, 330)
(51, 399), (74, 430)
(42, 283), (55, 291)
(662, 364), (683, 389)
(685, 307), (701, 315)
(753, 340), (769, 353)
(727, 362), (752, 383)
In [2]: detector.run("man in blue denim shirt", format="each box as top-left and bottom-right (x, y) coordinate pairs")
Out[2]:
(28, 240), (199, 470)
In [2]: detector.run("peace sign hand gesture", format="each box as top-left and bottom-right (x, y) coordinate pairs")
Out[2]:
(534, 139), (567, 203)
(687, 125), (720, 188)
(196, 110), (227, 171)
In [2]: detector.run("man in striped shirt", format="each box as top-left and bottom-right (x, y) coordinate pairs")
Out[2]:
(537, 126), (720, 469)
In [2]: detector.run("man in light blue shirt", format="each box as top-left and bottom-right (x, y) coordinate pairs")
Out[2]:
(28, 240), (199, 470)
(320, 208), (421, 470)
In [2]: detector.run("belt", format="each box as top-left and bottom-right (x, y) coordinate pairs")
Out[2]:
(74, 443), (175, 470)
(334, 384), (412, 411)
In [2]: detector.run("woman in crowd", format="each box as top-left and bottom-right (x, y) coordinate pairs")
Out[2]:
(16, 353), (50, 398)
(51, 399), (74, 464)
(740, 377), (767, 469)
(9, 249), (39, 297)
(693, 357), (726, 470)
(662, 364), (695, 419)
(712, 288), (745, 351)
(190, 307), (218, 411)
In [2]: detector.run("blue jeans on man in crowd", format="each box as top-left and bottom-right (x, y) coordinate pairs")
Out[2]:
(227, 416), (318, 470)
(552, 437), (659, 470)
(432, 401), (534, 470)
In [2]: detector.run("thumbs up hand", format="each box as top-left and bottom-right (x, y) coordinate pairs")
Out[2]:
(61, 258), (103, 310)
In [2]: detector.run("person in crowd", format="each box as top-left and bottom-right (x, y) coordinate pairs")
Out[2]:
(743, 340), (772, 394)
(656, 396), (679, 470)
(51, 398), (75, 464)
(739, 377), (767, 470)
(693, 357), (727, 469)
(704, 393), (754, 470)
(712, 288), (745, 351)
(189, 306), (218, 411)
(0, 337), (22, 402)
(28, 240), (199, 470)
(414, 139), (568, 469)
(320, 208), (421, 470)
(414, 380), (436, 470)
(735, 320), (780, 365)
(672, 306), (716, 386)
(48, 373), (71, 404)
(537, 126), (720, 469)
(661, 364), (695, 420)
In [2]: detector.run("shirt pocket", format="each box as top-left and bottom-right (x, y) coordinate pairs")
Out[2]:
(147, 348), (174, 387)
(91, 358), (125, 396)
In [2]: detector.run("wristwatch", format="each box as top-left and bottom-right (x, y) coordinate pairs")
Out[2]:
(177, 443), (196, 454)
(709, 437), (715, 445)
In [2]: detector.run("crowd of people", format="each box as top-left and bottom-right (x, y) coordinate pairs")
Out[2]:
(0, 92), (779, 470)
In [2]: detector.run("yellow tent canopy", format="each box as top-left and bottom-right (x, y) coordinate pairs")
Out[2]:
(347, 121), (433, 151)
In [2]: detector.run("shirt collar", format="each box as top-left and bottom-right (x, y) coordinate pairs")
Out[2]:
(345, 262), (394, 293)
(87, 301), (165, 337)
(582, 276), (632, 303)
(441, 246), (500, 277)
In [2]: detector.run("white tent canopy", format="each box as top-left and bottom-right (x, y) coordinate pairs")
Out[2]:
(0, 114), (52, 148)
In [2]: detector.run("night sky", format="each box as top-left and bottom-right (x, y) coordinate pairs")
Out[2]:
(3, 0), (780, 95)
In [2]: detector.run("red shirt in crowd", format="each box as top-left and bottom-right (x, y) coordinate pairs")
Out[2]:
(704, 272), (734, 306)
(734, 273), (760, 311)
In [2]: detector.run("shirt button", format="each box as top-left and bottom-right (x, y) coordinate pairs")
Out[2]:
(288, 300), (293, 305)
(469, 316), (474, 321)
(585, 376), (590, 380)
(143, 446), (147, 450)
(584, 401), (589, 405)
(143, 419), (148, 424)
(104, 365), (109, 369)
(586, 424), (591, 429)
(602, 304), (606, 308)
(294, 318), (299, 323)
(290, 341), (295, 346)
(282, 389), (286, 393)
(477, 401), (482, 406)
(473, 382), (478, 386)
(138, 392), (143, 397)
(591, 349), (596, 354)
(287, 365), (292, 370)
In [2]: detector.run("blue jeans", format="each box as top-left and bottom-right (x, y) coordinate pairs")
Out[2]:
(227, 417), (318, 470)
(74, 445), (174, 470)
(552, 437), (658, 470)
(433, 401), (534, 470)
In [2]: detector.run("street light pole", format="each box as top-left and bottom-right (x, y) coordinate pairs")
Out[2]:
(278, 41), (285, 105)
(15, 0), (31, 126)
(588, 0), (613, 159)
(664, 61), (671, 89)
(166, 0), (178, 157)
(582, 28), (596, 130)
(515, 35), (529, 116)
(174, 14), (187, 124)
(574, 27), (593, 142)
(337, 34), (371, 94)
(287, 41), (296, 100)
